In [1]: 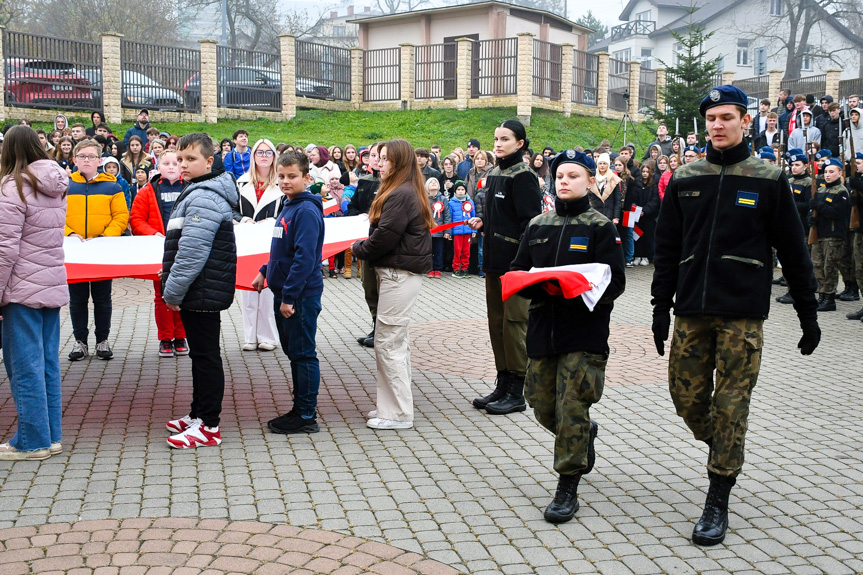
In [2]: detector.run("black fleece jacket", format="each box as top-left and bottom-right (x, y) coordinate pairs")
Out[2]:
(511, 195), (626, 358)
(651, 140), (817, 321)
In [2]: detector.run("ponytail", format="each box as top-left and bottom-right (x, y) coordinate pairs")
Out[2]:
(499, 119), (530, 151)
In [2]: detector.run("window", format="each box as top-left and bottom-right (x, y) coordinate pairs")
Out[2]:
(737, 39), (751, 66)
(333, 25), (346, 37)
(673, 42), (683, 66)
(754, 47), (767, 75)
(641, 48), (653, 69)
(770, 0), (783, 16)
(802, 45), (813, 71)
(636, 10), (652, 21)
(613, 48), (631, 73)
(716, 55), (724, 74)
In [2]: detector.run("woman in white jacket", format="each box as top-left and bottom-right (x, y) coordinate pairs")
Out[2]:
(236, 138), (281, 351)
(306, 145), (341, 184)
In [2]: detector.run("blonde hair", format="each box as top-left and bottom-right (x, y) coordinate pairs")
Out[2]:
(248, 138), (278, 190)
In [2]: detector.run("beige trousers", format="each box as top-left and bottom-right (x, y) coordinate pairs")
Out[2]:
(374, 267), (423, 422)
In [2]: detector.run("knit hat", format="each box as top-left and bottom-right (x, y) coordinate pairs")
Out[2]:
(596, 152), (610, 166)
(310, 182), (324, 195)
(135, 163), (149, 174)
(315, 145), (330, 168)
(102, 156), (120, 169)
(425, 177), (440, 192)
(452, 180), (467, 194)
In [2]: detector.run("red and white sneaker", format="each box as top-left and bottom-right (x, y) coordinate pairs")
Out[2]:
(166, 414), (195, 433)
(167, 419), (222, 449)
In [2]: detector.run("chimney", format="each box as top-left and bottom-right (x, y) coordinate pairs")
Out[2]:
(348, 5), (354, 15)
(330, 10), (337, 18)
(364, 6), (371, 12)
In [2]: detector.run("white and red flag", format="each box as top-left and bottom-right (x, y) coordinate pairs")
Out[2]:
(500, 263), (611, 311)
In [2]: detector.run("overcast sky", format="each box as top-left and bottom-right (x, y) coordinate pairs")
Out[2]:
(279, 0), (627, 28)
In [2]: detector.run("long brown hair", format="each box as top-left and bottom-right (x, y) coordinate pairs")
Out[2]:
(368, 139), (434, 230)
(343, 144), (360, 171)
(0, 126), (52, 203)
(123, 135), (148, 168)
(53, 136), (74, 162)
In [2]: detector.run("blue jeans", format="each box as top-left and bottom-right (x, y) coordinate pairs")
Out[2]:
(1, 304), (62, 451)
(622, 227), (634, 262)
(478, 234), (484, 270)
(273, 295), (322, 419)
(431, 237), (444, 271)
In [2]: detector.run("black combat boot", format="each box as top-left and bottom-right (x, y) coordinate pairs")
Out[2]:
(839, 282), (860, 301)
(775, 292), (794, 304)
(692, 472), (736, 546)
(771, 276), (783, 285)
(585, 421), (599, 474)
(543, 474), (581, 523)
(357, 319), (375, 346)
(473, 371), (509, 409)
(846, 307), (863, 320)
(816, 293), (836, 312)
(485, 372), (527, 415)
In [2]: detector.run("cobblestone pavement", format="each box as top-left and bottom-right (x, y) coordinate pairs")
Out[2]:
(1, 266), (862, 574)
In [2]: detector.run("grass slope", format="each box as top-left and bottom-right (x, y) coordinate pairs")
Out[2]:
(34, 107), (657, 154)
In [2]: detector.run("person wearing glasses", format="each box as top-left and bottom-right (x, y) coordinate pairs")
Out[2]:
(65, 139), (129, 361)
(682, 145), (701, 164)
(235, 138), (281, 351)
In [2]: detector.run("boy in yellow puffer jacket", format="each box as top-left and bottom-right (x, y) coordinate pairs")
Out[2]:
(65, 139), (129, 361)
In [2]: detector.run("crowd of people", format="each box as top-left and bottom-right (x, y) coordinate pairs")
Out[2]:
(0, 86), (859, 545)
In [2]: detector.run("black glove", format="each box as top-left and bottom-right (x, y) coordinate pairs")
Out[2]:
(652, 310), (671, 356)
(797, 317), (821, 355)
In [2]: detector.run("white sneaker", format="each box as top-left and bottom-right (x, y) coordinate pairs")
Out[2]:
(0, 443), (51, 461)
(257, 342), (276, 351)
(640, 258), (650, 266)
(242, 342), (258, 351)
(366, 418), (412, 430)
(166, 414), (195, 433)
(50, 442), (62, 455)
(167, 419), (222, 449)
(367, 410), (377, 418)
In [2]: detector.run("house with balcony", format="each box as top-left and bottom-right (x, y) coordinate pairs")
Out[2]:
(590, 0), (861, 80)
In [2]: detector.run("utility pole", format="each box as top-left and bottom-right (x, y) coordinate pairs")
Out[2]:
(221, 0), (228, 45)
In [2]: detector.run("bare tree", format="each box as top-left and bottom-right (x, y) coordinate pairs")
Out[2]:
(0, 0), (25, 27)
(376, 0), (429, 14)
(23, 0), (178, 43)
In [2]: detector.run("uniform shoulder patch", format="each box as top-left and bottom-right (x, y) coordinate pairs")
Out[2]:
(569, 236), (589, 252)
(735, 191), (759, 208)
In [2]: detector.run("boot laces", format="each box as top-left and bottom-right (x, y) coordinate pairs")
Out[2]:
(553, 476), (577, 503)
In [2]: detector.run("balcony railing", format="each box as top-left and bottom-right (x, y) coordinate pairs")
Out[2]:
(610, 20), (655, 42)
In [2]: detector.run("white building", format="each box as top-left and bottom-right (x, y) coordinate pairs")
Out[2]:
(590, 0), (862, 80)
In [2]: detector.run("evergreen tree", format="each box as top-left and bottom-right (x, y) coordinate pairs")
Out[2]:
(575, 11), (608, 49)
(654, 7), (721, 134)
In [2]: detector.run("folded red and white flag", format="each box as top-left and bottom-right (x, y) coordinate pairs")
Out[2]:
(500, 263), (611, 311)
(633, 225), (644, 241)
(64, 214), (371, 290)
(621, 206), (642, 228)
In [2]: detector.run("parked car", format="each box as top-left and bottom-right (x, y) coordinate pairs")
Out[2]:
(77, 69), (186, 111)
(183, 66), (334, 110)
(3, 58), (94, 108)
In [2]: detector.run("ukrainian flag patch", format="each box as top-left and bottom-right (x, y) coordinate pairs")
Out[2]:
(569, 237), (589, 252)
(736, 191), (758, 208)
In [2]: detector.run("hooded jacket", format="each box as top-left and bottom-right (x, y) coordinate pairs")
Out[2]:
(123, 121), (152, 145)
(346, 172), (380, 216)
(53, 114), (69, 133)
(236, 139), (282, 222)
(310, 146), (341, 184)
(843, 110), (863, 161)
(130, 173), (184, 236)
(261, 191), (325, 305)
(224, 147), (251, 180)
(652, 139), (817, 320)
(65, 171), (129, 238)
(161, 171), (238, 311)
(0, 160), (70, 308)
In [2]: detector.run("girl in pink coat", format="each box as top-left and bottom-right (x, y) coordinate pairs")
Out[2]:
(0, 126), (70, 461)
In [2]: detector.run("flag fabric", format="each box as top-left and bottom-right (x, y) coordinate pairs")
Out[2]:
(64, 214), (372, 290)
(632, 225), (644, 241)
(621, 206), (642, 228)
(500, 263), (612, 311)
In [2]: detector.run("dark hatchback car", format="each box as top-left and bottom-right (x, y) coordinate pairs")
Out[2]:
(183, 66), (334, 110)
(4, 58), (93, 108)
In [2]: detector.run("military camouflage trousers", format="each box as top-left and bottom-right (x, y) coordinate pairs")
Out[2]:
(811, 237), (844, 294)
(668, 316), (763, 478)
(525, 351), (606, 475)
(853, 234), (863, 287)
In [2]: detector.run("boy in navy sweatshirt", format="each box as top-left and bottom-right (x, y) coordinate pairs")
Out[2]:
(252, 151), (325, 434)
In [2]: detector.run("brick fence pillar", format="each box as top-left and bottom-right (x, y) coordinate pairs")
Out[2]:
(101, 33), (123, 125)
(722, 70), (736, 87)
(400, 43), (415, 110)
(198, 40), (218, 123)
(597, 52), (609, 118)
(456, 38), (472, 111)
(516, 33), (533, 125)
(628, 60), (641, 118)
(655, 68), (666, 115)
(825, 69), (842, 100)
(279, 35), (296, 121)
(768, 69), (783, 104)
(351, 47), (364, 110)
(560, 44), (573, 117)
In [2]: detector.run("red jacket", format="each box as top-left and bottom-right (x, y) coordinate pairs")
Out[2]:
(130, 176), (183, 235)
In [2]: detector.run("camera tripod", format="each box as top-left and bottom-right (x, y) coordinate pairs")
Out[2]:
(610, 91), (644, 152)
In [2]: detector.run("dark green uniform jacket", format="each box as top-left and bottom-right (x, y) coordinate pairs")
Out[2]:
(651, 140), (817, 320)
(809, 180), (849, 239)
(789, 172), (812, 234)
(511, 195), (626, 358)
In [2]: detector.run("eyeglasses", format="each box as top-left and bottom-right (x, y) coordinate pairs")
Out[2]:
(255, 150), (275, 158)
(75, 155), (99, 161)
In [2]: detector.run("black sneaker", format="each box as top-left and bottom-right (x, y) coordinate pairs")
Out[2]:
(95, 340), (113, 360)
(329, 269), (338, 279)
(173, 338), (190, 356)
(268, 411), (320, 434)
(159, 340), (175, 358)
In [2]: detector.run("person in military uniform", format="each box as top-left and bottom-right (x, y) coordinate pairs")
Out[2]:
(510, 149), (625, 523)
(651, 85), (821, 546)
(776, 149), (813, 304)
(810, 158), (851, 311)
(846, 153), (863, 320)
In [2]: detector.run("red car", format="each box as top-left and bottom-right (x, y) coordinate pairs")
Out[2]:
(4, 58), (94, 108)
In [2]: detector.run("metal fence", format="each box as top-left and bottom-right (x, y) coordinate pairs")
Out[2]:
(3, 29), (101, 111)
(839, 78), (863, 105)
(638, 67), (657, 113)
(295, 40), (351, 101)
(121, 40), (200, 112)
(732, 74), (769, 103)
(532, 39), (561, 100)
(363, 48), (400, 102)
(571, 49), (598, 107)
(472, 38), (518, 98)
(415, 43), (457, 100)
(216, 46), (281, 111)
(780, 74), (827, 99)
(607, 58), (629, 112)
